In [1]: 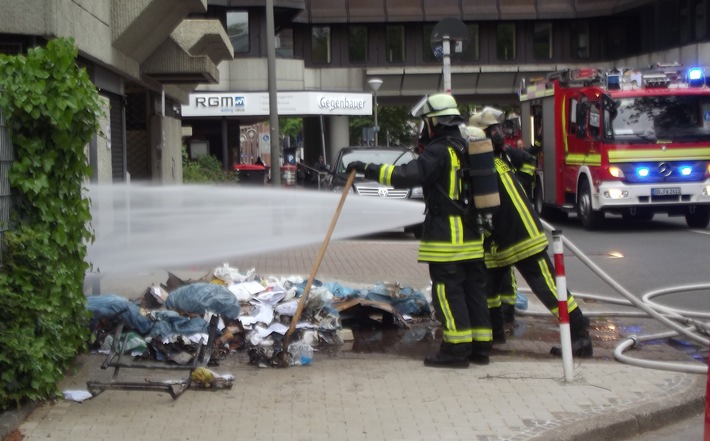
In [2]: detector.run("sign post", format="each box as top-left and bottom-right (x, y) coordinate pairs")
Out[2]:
(430, 18), (469, 95)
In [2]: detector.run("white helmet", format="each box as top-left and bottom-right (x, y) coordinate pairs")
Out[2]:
(411, 93), (460, 118)
(469, 106), (505, 130)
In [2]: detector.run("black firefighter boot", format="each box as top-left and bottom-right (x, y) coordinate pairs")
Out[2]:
(550, 309), (593, 358)
(424, 342), (470, 368)
(490, 306), (507, 344)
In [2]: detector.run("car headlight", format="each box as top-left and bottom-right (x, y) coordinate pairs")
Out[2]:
(410, 187), (424, 199)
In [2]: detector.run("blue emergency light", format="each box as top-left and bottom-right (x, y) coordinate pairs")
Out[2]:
(636, 167), (649, 177)
(680, 166), (692, 176)
(688, 67), (705, 86)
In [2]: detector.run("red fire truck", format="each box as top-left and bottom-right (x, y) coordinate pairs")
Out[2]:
(519, 64), (710, 229)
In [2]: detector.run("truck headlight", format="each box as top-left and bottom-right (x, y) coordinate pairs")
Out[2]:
(604, 188), (628, 199)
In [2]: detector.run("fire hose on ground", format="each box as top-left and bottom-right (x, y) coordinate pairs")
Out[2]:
(526, 218), (710, 376)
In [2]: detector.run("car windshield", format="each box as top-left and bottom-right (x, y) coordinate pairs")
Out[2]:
(337, 149), (417, 173)
(608, 94), (710, 143)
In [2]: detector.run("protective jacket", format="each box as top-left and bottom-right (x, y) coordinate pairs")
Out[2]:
(362, 126), (484, 263)
(503, 146), (536, 197)
(485, 157), (547, 268)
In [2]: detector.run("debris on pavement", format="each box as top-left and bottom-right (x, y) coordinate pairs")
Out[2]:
(86, 264), (433, 372)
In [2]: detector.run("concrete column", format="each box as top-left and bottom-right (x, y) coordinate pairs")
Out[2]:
(326, 115), (350, 164)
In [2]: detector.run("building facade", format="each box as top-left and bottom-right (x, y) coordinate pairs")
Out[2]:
(0, 0), (233, 184)
(2, 1), (710, 179)
(185, 0), (710, 169)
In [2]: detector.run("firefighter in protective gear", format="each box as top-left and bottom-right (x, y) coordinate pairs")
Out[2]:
(348, 93), (492, 368)
(471, 109), (537, 328)
(469, 107), (593, 357)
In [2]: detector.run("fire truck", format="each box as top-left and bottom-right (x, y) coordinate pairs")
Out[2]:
(519, 64), (710, 229)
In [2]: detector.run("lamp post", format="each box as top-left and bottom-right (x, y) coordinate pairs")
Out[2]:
(368, 78), (383, 146)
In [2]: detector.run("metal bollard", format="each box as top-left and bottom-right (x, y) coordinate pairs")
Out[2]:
(552, 230), (574, 382)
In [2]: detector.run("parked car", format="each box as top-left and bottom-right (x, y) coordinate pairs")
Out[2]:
(325, 146), (424, 238)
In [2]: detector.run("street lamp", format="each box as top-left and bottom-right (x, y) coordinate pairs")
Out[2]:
(368, 78), (383, 146)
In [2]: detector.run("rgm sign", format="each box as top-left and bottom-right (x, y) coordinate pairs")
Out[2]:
(182, 91), (372, 117)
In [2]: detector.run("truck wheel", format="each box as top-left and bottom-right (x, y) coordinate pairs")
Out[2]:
(577, 180), (604, 229)
(685, 206), (710, 228)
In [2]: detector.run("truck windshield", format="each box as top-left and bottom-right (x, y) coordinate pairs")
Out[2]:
(607, 95), (710, 143)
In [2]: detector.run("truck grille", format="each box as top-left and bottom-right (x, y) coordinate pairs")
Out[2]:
(356, 186), (409, 198)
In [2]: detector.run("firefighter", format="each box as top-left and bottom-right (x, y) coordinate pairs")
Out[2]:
(485, 113), (537, 333)
(469, 107), (593, 357)
(347, 93), (492, 368)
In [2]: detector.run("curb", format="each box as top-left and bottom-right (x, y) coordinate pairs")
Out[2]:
(529, 372), (707, 441)
(0, 401), (38, 441)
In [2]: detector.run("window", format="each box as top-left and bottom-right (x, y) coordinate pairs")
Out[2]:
(276, 28), (294, 58)
(694, 0), (707, 40)
(226, 11), (249, 54)
(312, 26), (331, 64)
(496, 23), (516, 61)
(571, 21), (590, 59)
(386, 25), (405, 63)
(463, 24), (480, 61)
(533, 22), (552, 60)
(348, 25), (368, 64)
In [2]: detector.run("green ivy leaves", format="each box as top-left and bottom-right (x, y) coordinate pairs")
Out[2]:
(0, 37), (98, 410)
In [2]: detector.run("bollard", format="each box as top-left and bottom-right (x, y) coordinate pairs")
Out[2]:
(552, 230), (574, 382)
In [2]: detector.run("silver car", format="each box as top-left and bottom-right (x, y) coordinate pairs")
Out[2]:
(325, 146), (424, 238)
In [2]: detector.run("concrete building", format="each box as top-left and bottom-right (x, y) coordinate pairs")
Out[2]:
(183, 0), (710, 171)
(0, 0), (233, 184)
(2, 0), (710, 180)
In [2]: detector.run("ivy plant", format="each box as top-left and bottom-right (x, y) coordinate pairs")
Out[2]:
(0, 37), (101, 410)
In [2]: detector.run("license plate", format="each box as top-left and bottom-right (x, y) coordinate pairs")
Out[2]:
(651, 187), (681, 196)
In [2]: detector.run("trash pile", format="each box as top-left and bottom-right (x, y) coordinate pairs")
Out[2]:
(86, 264), (432, 369)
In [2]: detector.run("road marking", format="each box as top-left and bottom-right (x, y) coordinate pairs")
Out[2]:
(690, 229), (710, 235)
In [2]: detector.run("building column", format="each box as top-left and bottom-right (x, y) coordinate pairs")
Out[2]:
(326, 115), (349, 165)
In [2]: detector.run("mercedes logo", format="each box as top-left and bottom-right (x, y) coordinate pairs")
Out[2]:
(378, 188), (389, 197)
(658, 162), (672, 177)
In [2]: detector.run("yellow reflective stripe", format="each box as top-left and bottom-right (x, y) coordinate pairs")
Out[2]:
(608, 148), (710, 162)
(562, 97), (568, 154)
(485, 234), (548, 267)
(487, 296), (501, 308)
(500, 294), (516, 306)
(449, 215), (464, 245)
(435, 282), (457, 332)
(566, 153), (601, 166)
(443, 329), (473, 344)
(380, 164), (395, 186)
(537, 257), (558, 308)
(448, 147), (461, 200)
(519, 163), (535, 175)
(500, 172), (539, 237)
(472, 328), (493, 342)
(419, 249), (485, 262)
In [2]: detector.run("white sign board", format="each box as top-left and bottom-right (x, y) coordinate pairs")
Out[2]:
(182, 91), (373, 117)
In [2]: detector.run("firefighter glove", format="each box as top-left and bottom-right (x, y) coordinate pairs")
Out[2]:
(346, 161), (368, 174)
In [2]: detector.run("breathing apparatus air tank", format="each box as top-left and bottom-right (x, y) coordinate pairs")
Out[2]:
(462, 125), (500, 213)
